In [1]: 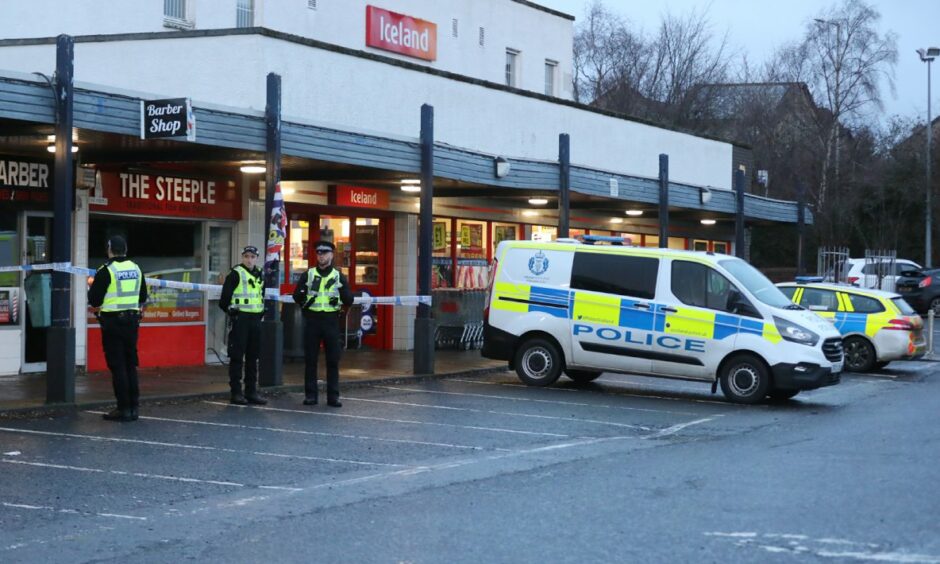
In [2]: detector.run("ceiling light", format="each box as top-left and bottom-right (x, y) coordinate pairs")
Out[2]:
(521, 210), (538, 217)
(401, 184), (421, 193)
(239, 165), (266, 174)
(281, 187), (295, 196)
(610, 217), (623, 224)
(46, 133), (78, 143)
(528, 198), (548, 205)
(625, 210), (643, 216)
(700, 219), (717, 226)
(47, 144), (78, 153)
(401, 178), (421, 185)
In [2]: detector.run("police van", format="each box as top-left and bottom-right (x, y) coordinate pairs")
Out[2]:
(481, 237), (844, 403)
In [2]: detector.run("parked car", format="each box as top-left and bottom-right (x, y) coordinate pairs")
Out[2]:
(895, 268), (940, 315)
(831, 258), (922, 291)
(777, 282), (926, 372)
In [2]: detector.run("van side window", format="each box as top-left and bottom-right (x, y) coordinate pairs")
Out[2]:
(671, 260), (741, 311)
(571, 252), (657, 299)
(845, 293), (884, 313)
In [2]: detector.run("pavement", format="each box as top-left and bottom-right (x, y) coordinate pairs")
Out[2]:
(0, 357), (938, 562)
(0, 349), (505, 413)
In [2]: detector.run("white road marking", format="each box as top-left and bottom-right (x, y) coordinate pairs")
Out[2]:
(0, 425), (402, 468)
(205, 401), (570, 438)
(344, 396), (650, 431)
(2, 458), (246, 487)
(86, 410), (500, 452)
(705, 532), (940, 563)
(1, 501), (146, 521)
(410, 381), (723, 411)
(644, 417), (715, 439)
(2, 451), (20, 456)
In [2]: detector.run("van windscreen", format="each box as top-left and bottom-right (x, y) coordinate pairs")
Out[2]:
(718, 258), (792, 308)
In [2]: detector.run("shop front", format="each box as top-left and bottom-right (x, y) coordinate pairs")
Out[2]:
(282, 185), (395, 349)
(0, 154), (55, 376)
(85, 169), (241, 371)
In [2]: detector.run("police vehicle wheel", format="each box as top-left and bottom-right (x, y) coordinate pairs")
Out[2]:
(767, 388), (799, 401)
(719, 354), (770, 404)
(843, 336), (876, 372)
(514, 338), (563, 387)
(565, 370), (602, 384)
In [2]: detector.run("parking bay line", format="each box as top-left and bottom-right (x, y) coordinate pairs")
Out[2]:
(0, 426), (407, 468)
(1, 458), (247, 488)
(1, 501), (146, 521)
(378, 384), (718, 414)
(84, 411), (504, 452)
(204, 401), (571, 438)
(343, 396), (651, 431)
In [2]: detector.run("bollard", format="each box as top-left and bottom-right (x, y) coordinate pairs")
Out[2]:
(928, 310), (935, 358)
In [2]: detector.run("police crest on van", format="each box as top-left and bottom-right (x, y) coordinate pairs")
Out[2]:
(528, 251), (549, 276)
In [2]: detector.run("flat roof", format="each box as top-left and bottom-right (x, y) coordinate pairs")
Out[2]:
(509, 0), (576, 21)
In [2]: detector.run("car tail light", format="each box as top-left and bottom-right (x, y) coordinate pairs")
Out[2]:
(848, 276), (859, 285)
(919, 276), (933, 288)
(483, 258), (498, 323)
(884, 318), (915, 331)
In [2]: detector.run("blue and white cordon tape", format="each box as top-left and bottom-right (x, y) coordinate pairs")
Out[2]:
(0, 262), (431, 306)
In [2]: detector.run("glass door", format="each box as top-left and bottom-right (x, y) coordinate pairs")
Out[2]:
(22, 213), (53, 373)
(205, 224), (234, 364)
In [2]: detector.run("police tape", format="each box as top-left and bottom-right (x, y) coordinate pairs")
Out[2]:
(0, 262), (432, 306)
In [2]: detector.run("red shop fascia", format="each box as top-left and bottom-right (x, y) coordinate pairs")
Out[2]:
(85, 167), (241, 372)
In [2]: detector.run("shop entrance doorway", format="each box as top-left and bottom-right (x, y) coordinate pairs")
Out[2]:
(287, 212), (393, 349)
(22, 213), (52, 373)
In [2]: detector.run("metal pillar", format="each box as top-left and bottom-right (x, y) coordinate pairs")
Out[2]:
(797, 181), (806, 275)
(735, 168), (746, 259)
(558, 134), (570, 239)
(414, 104), (435, 375)
(926, 59), (934, 268)
(260, 72), (283, 387)
(46, 34), (75, 404)
(658, 154), (669, 247)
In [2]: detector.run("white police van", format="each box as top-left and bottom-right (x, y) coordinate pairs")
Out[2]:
(481, 237), (844, 403)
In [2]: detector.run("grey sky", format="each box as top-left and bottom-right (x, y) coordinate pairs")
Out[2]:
(539, 0), (940, 124)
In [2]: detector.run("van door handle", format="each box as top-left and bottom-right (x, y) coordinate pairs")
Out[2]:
(633, 303), (651, 310)
(661, 307), (678, 313)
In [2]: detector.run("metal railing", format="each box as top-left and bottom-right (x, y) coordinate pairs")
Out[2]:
(864, 249), (897, 291)
(817, 246), (850, 283)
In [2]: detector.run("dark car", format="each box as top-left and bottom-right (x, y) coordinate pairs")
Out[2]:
(895, 268), (940, 314)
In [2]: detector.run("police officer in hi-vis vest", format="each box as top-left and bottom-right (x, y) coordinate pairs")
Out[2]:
(88, 235), (148, 422)
(219, 245), (268, 406)
(292, 240), (354, 407)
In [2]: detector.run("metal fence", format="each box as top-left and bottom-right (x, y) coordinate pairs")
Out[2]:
(817, 246), (850, 283)
(236, 0), (254, 28)
(164, 0), (186, 20)
(864, 249), (898, 292)
(432, 289), (486, 350)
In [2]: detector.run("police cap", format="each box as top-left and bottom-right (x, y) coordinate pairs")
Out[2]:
(314, 240), (336, 254)
(242, 245), (259, 256)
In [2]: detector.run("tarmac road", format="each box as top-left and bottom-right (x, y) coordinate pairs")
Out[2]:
(0, 360), (938, 563)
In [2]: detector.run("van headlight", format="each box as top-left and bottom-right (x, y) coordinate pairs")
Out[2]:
(774, 316), (819, 347)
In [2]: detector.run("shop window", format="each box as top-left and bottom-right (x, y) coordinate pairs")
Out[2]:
(289, 220), (309, 284)
(432, 217), (453, 288)
(692, 239), (709, 252)
(457, 220), (487, 289)
(569, 228), (586, 238)
(0, 211), (19, 326)
(714, 241), (729, 254)
(531, 225), (556, 242)
(620, 233), (641, 246)
(354, 218), (381, 285)
(89, 217), (203, 324)
(319, 216), (352, 269)
(492, 222), (518, 254)
(668, 237), (686, 250)
(644, 235), (660, 248)
(572, 253), (658, 299)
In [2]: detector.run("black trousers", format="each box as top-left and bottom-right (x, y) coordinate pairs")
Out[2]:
(228, 313), (261, 395)
(100, 314), (140, 411)
(303, 314), (343, 402)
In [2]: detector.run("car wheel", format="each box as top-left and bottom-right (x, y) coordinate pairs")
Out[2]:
(719, 354), (771, 404)
(514, 338), (563, 387)
(565, 369), (602, 384)
(930, 297), (940, 316)
(767, 388), (800, 401)
(843, 336), (876, 372)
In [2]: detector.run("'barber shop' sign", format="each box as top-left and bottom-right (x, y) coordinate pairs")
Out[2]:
(140, 98), (196, 141)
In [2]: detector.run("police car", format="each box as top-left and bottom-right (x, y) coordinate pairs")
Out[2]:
(482, 237), (844, 404)
(777, 282), (926, 372)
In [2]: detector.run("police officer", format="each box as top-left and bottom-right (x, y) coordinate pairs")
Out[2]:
(292, 240), (354, 407)
(218, 246), (268, 406)
(87, 235), (147, 422)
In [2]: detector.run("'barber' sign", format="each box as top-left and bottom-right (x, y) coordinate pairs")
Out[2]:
(140, 98), (196, 141)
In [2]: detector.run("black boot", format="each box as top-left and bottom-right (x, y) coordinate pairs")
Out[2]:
(102, 408), (133, 422)
(245, 393), (267, 405)
(230, 393), (248, 405)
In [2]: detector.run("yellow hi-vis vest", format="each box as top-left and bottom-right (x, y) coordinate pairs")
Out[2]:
(304, 268), (342, 313)
(231, 265), (264, 314)
(101, 260), (142, 313)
